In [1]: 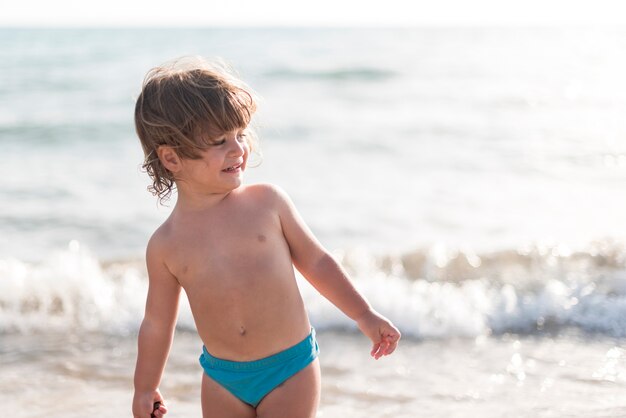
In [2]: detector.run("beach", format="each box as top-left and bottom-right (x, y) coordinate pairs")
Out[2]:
(2, 244), (626, 417)
(2, 27), (626, 416)
(3, 326), (626, 417)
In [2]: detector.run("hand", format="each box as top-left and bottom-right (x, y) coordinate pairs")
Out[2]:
(132, 389), (168, 418)
(356, 310), (401, 360)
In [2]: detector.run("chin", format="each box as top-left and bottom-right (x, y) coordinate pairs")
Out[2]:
(229, 178), (244, 190)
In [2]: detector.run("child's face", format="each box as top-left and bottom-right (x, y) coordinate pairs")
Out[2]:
(179, 128), (249, 193)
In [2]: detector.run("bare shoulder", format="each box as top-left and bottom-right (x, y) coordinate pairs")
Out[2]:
(146, 219), (174, 264)
(143, 219), (181, 287)
(240, 183), (291, 207)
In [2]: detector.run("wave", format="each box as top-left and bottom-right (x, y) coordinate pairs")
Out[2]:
(1, 240), (626, 339)
(263, 67), (397, 81)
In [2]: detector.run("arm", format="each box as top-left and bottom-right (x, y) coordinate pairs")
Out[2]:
(132, 234), (181, 418)
(271, 186), (401, 359)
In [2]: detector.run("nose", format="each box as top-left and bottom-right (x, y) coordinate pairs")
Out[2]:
(227, 134), (247, 156)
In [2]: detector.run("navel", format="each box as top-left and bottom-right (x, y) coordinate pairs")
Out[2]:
(257, 234), (266, 243)
(239, 326), (247, 336)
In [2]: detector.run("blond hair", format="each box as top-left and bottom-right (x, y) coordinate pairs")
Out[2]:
(134, 57), (258, 204)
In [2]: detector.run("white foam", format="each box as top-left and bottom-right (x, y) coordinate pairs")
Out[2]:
(0, 241), (147, 334)
(2, 241), (626, 338)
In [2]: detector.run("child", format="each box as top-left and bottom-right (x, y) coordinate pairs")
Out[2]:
(132, 57), (401, 418)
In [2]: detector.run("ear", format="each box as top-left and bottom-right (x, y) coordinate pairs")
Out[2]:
(157, 145), (182, 173)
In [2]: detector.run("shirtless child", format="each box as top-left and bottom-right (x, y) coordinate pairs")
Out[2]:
(131, 57), (401, 418)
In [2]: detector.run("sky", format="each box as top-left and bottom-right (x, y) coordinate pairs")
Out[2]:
(1, 0), (626, 26)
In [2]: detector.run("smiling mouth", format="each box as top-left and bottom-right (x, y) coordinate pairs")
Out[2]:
(222, 163), (242, 173)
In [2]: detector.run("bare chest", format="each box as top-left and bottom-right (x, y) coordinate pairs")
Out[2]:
(165, 209), (290, 293)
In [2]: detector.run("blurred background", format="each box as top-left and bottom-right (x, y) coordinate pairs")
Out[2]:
(2, 1), (626, 417)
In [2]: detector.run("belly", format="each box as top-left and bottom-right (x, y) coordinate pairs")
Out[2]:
(185, 270), (311, 361)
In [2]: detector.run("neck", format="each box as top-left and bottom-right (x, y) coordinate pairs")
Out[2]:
(173, 186), (234, 213)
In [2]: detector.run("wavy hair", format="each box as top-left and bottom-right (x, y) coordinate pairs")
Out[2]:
(134, 57), (258, 204)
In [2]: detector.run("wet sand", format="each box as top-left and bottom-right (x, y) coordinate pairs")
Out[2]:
(3, 330), (626, 417)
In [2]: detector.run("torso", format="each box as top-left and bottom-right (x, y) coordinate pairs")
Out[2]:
(158, 184), (311, 360)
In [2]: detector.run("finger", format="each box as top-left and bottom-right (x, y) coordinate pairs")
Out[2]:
(383, 341), (398, 355)
(384, 329), (401, 341)
(151, 401), (164, 418)
(381, 334), (398, 353)
(374, 340), (389, 359)
(372, 339), (391, 360)
(382, 333), (400, 350)
(380, 340), (391, 358)
(374, 345), (385, 359)
(371, 342), (381, 357)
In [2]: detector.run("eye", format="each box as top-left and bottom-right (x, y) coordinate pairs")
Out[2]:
(212, 138), (226, 146)
(236, 133), (247, 142)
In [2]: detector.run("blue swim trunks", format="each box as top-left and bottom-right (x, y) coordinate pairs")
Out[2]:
(199, 328), (319, 407)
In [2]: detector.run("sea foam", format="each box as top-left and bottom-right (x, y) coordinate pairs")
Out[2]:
(1, 240), (626, 338)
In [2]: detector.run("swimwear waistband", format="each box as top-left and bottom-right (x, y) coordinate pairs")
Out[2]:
(201, 328), (318, 372)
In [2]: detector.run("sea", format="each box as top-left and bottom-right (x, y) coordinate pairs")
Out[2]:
(1, 27), (626, 417)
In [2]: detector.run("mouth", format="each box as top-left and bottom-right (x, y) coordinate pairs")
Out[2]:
(222, 162), (243, 173)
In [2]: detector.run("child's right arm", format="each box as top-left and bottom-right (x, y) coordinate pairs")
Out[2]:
(132, 235), (181, 418)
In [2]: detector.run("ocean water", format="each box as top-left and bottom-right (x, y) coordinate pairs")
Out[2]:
(2, 27), (626, 417)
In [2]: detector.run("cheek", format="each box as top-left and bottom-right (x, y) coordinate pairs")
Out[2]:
(191, 158), (215, 175)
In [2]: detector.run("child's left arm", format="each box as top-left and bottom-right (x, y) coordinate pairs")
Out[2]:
(271, 185), (401, 359)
